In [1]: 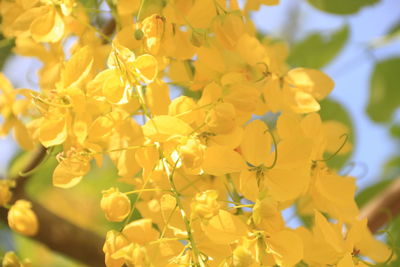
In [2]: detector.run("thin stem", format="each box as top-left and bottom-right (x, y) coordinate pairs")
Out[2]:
(124, 188), (169, 195)
(264, 129), (278, 169)
(162, 158), (202, 266)
(225, 174), (243, 215)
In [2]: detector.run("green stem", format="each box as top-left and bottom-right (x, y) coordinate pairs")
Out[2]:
(162, 158), (202, 266)
(225, 174), (243, 215)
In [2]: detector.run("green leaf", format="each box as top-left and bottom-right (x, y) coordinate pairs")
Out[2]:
(288, 25), (349, 69)
(390, 124), (400, 139)
(307, 0), (379, 15)
(366, 57), (400, 122)
(383, 156), (400, 180)
(137, 0), (166, 21)
(319, 98), (354, 170)
(77, 0), (98, 9)
(355, 179), (394, 208)
(0, 35), (15, 70)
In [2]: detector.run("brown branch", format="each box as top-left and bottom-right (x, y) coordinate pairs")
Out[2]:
(0, 146), (105, 266)
(360, 178), (400, 233)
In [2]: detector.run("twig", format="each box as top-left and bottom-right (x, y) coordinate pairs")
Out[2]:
(360, 178), (400, 233)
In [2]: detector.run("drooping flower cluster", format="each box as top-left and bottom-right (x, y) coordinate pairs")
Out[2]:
(0, 0), (392, 266)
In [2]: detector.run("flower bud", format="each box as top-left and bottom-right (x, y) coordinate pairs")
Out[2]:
(191, 190), (220, 219)
(8, 200), (38, 236)
(0, 181), (12, 206)
(141, 14), (165, 54)
(101, 188), (131, 222)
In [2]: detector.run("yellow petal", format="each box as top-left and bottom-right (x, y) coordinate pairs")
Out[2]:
(266, 166), (310, 202)
(347, 219), (392, 263)
(286, 68), (334, 100)
(60, 46), (93, 89)
(202, 145), (246, 176)
(314, 173), (358, 221)
(142, 115), (193, 142)
(202, 210), (247, 245)
(267, 230), (303, 267)
(337, 254), (354, 267)
(239, 170), (259, 202)
(122, 218), (159, 245)
(240, 120), (271, 166)
(134, 54), (158, 83)
(146, 80), (170, 115)
(102, 70), (127, 104)
(39, 115), (67, 147)
(53, 157), (90, 188)
(313, 211), (345, 254)
(30, 7), (64, 43)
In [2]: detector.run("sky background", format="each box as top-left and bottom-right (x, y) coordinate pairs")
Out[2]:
(1, 0), (400, 192)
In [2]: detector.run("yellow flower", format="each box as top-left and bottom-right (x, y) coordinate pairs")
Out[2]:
(103, 230), (129, 267)
(178, 137), (205, 173)
(191, 190), (220, 219)
(101, 187), (131, 222)
(8, 200), (39, 236)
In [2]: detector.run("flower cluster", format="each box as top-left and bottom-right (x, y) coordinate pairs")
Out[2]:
(0, 0), (392, 266)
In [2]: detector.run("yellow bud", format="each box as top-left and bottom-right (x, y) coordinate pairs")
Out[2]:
(2, 252), (20, 267)
(191, 190), (220, 219)
(101, 188), (131, 222)
(103, 230), (129, 267)
(141, 14), (165, 54)
(2, 251), (31, 267)
(8, 200), (38, 236)
(206, 102), (237, 134)
(0, 182), (12, 206)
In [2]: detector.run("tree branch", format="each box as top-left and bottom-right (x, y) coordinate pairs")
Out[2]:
(360, 178), (400, 233)
(0, 146), (105, 266)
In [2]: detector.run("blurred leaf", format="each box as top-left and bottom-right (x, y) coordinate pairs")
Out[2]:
(390, 124), (400, 139)
(383, 156), (400, 180)
(299, 214), (313, 228)
(307, 0), (379, 15)
(137, 0), (166, 21)
(366, 57), (400, 122)
(355, 179), (394, 208)
(0, 35), (14, 70)
(14, 235), (85, 267)
(368, 20), (400, 50)
(387, 215), (400, 267)
(78, 0), (98, 9)
(288, 25), (349, 69)
(388, 20), (400, 36)
(319, 98), (354, 170)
